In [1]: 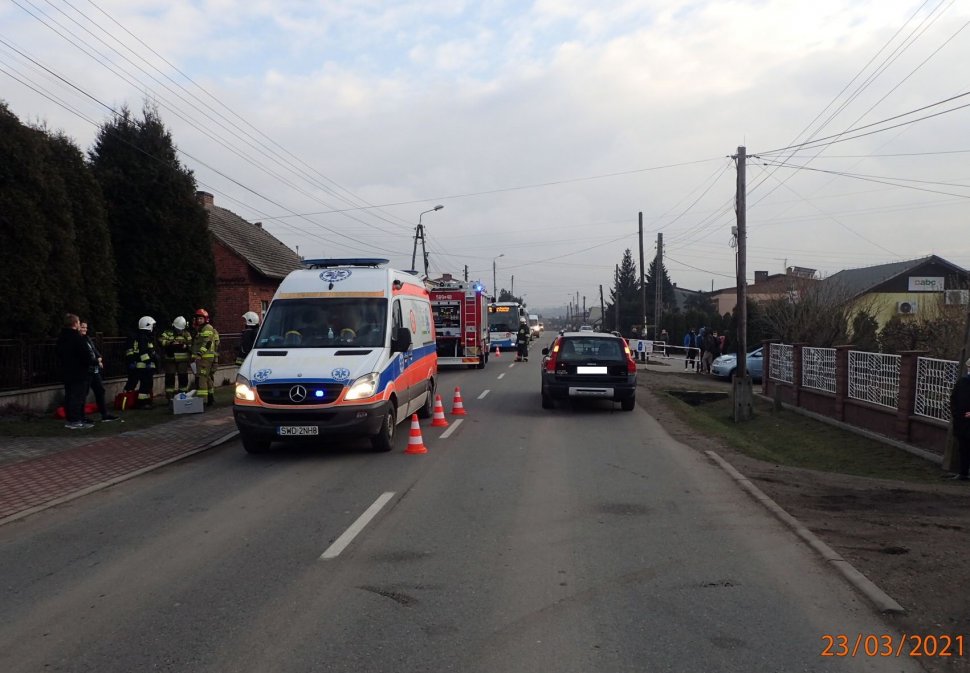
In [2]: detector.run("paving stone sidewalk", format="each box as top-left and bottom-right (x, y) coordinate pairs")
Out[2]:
(0, 408), (238, 524)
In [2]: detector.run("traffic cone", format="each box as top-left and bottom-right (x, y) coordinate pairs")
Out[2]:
(431, 395), (449, 427)
(451, 387), (467, 416)
(404, 414), (428, 454)
(495, 346), (501, 358)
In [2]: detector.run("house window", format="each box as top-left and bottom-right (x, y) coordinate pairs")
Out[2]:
(261, 300), (269, 318)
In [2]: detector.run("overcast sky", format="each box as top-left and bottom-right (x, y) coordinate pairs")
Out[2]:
(3, 0), (969, 312)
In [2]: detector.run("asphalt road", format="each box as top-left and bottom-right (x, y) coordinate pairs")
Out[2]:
(0, 340), (921, 672)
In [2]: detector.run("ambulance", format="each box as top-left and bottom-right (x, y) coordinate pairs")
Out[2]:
(429, 278), (490, 369)
(232, 259), (438, 454)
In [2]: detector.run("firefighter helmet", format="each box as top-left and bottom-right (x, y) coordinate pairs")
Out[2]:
(138, 316), (156, 330)
(242, 311), (260, 327)
(194, 308), (209, 323)
(173, 316), (187, 330)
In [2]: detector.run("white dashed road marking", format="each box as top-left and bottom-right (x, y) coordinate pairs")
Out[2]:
(478, 390), (490, 399)
(320, 492), (395, 560)
(440, 419), (463, 439)
(497, 373), (506, 380)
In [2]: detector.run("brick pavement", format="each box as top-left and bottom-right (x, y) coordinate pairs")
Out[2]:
(0, 408), (238, 524)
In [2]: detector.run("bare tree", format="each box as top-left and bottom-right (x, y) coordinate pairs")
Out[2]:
(758, 277), (875, 346)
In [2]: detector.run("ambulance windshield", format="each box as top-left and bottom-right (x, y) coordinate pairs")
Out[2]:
(256, 298), (387, 348)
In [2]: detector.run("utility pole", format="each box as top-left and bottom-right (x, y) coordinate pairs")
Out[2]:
(464, 265), (468, 281)
(654, 232), (663, 339)
(410, 225), (427, 275)
(733, 146), (753, 422)
(615, 264), (621, 332)
(638, 212), (647, 337)
(600, 285), (606, 330)
(582, 295), (587, 323)
(511, 275), (515, 297)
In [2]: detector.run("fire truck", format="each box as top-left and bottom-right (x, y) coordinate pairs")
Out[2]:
(429, 279), (490, 369)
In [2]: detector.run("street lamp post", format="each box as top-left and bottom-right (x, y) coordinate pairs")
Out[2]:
(492, 254), (505, 299)
(411, 205), (443, 276)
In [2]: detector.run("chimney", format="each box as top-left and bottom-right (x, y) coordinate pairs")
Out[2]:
(754, 270), (768, 283)
(195, 191), (214, 209)
(254, 222), (263, 229)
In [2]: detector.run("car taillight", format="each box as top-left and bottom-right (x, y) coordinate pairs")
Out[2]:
(546, 339), (561, 372)
(623, 343), (637, 373)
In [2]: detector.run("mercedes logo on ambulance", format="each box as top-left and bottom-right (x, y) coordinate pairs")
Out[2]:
(288, 385), (308, 403)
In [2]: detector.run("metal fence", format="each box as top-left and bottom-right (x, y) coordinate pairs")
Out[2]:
(769, 343), (794, 383)
(915, 357), (960, 422)
(0, 333), (241, 392)
(801, 347), (837, 394)
(848, 351), (900, 409)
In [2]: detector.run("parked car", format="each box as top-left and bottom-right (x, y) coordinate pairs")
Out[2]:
(540, 332), (638, 411)
(710, 346), (764, 382)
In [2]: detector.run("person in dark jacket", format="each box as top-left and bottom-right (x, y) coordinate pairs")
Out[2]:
(515, 317), (531, 362)
(56, 313), (94, 429)
(949, 360), (970, 481)
(124, 316), (158, 409)
(236, 311), (260, 366)
(80, 321), (118, 422)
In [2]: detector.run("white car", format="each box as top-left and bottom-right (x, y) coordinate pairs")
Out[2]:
(579, 325), (594, 332)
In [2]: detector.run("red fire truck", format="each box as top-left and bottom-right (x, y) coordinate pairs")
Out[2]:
(429, 279), (490, 369)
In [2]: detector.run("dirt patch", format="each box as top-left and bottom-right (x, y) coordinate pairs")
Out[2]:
(640, 370), (970, 672)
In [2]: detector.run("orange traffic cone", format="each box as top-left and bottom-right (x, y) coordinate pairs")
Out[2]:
(451, 387), (467, 416)
(431, 394), (449, 427)
(404, 414), (428, 454)
(495, 346), (501, 358)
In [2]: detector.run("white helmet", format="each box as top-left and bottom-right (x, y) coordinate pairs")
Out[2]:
(173, 316), (187, 330)
(138, 316), (156, 330)
(243, 311), (260, 327)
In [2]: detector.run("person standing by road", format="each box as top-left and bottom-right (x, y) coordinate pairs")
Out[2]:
(56, 313), (94, 430)
(191, 308), (220, 407)
(683, 328), (697, 370)
(236, 311), (260, 365)
(124, 316), (158, 409)
(949, 359), (970, 481)
(516, 317), (531, 362)
(159, 316), (192, 400)
(79, 321), (118, 422)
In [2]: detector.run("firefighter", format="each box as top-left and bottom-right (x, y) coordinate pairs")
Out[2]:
(191, 308), (220, 407)
(515, 317), (530, 362)
(159, 316), (192, 400)
(236, 311), (260, 366)
(124, 316), (158, 409)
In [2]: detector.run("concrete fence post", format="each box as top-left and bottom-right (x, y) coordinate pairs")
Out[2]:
(895, 350), (927, 443)
(834, 345), (854, 422)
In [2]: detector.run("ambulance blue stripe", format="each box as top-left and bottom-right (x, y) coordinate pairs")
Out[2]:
(376, 343), (437, 395)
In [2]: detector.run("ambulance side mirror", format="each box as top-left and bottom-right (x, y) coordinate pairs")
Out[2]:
(391, 327), (412, 353)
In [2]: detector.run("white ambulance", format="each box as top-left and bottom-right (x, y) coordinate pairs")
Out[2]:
(233, 259), (438, 453)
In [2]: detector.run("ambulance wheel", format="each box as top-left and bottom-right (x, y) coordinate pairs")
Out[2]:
(241, 433), (271, 454)
(417, 380), (435, 419)
(371, 404), (396, 452)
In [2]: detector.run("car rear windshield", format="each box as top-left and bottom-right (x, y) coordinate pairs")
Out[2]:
(557, 337), (626, 362)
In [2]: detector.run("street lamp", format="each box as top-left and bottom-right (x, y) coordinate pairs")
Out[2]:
(411, 204), (444, 276)
(492, 254), (505, 299)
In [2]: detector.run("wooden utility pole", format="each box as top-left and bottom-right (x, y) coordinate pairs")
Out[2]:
(614, 264), (621, 332)
(600, 285), (606, 330)
(638, 212), (647, 337)
(464, 265), (468, 281)
(734, 146), (753, 422)
(654, 232), (663, 339)
(511, 275), (515, 297)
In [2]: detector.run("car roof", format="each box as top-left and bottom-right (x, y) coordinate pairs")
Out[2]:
(559, 331), (619, 339)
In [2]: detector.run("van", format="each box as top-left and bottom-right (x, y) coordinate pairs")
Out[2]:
(232, 259), (438, 454)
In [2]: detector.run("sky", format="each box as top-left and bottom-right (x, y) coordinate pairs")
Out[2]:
(3, 0), (970, 315)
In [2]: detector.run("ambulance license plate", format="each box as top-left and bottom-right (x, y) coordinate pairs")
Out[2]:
(278, 426), (319, 436)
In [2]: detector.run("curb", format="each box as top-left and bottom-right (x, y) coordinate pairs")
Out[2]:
(705, 449), (905, 614)
(0, 429), (240, 528)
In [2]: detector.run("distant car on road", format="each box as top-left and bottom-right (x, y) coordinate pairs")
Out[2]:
(710, 346), (764, 382)
(578, 325), (594, 332)
(540, 332), (638, 411)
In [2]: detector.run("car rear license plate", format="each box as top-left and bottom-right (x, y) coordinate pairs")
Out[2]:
(278, 426), (319, 436)
(576, 366), (608, 374)
(569, 386), (613, 397)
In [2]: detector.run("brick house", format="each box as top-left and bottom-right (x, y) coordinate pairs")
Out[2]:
(196, 191), (302, 335)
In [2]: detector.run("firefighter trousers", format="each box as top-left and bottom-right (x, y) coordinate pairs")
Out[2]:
(163, 360), (190, 399)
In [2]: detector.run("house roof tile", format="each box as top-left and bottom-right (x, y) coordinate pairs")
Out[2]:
(205, 204), (302, 279)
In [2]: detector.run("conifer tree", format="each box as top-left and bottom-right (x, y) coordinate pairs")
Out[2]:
(89, 103), (214, 332)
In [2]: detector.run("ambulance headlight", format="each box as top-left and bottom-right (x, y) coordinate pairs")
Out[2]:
(345, 372), (379, 400)
(234, 375), (256, 402)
